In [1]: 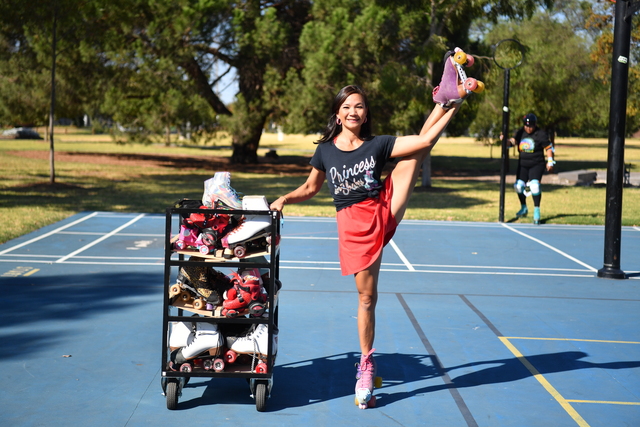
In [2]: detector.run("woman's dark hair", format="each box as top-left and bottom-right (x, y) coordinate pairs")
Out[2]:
(316, 85), (373, 143)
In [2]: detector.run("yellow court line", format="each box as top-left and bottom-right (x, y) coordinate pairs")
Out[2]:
(567, 399), (640, 406)
(498, 337), (590, 427)
(23, 268), (40, 277)
(504, 337), (640, 345)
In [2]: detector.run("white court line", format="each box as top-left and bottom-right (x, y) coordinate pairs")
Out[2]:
(55, 214), (146, 263)
(0, 212), (99, 255)
(501, 223), (598, 272)
(389, 239), (415, 271)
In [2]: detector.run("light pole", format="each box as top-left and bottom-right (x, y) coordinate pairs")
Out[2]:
(493, 39), (525, 223)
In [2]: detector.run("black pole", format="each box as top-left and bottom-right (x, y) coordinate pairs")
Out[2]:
(498, 68), (510, 222)
(597, 0), (634, 280)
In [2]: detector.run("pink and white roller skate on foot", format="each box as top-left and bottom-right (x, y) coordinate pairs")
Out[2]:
(432, 47), (485, 109)
(354, 348), (383, 409)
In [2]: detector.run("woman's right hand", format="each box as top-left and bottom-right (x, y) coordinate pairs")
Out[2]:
(270, 197), (287, 212)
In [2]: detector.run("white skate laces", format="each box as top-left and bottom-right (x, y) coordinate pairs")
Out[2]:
(229, 324), (277, 358)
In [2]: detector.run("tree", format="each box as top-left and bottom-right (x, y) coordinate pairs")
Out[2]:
(470, 8), (606, 142)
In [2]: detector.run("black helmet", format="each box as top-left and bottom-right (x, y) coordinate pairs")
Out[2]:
(523, 113), (537, 126)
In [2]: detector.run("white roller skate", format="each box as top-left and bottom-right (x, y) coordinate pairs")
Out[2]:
(203, 172), (242, 210)
(355, 348), (382, 409)
(168, 320), (193, 351)
(221, 195), (272, 259)
(169, 322), (225, 372)
(227, 323), (277, 373)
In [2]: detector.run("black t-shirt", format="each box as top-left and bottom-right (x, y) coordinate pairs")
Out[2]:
(514, 127), (553, 167)
(310, 135), (396, 211)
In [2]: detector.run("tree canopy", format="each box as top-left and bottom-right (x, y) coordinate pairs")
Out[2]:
(1, 0), (635, 163)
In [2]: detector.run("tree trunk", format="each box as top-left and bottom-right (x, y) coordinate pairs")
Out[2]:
(421, 154), (432, 187)
(230, 116), (265, 164)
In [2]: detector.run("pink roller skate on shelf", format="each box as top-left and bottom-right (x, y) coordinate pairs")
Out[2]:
(432, 47), (485, 109)
(354, 348), (383, 409)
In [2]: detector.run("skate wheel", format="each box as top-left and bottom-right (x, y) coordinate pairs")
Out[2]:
(255, 362), (268, 374)
(180, 292), (191, 302)
(249, 302), (266, 317)
(199, 245), (212, 255)
(233, 245), (247, 258)
(166, 380), (179, 410)
(374, 376), (383, 389)
(254, 380), (268, 412)
(464, 78), (478, 92)
(465, 54), (475, 67)
(175, 240), (186, 250)
(472, 80), (485, 94)
(453, 51), (467, 65)
(202, 233), (216, 246)
(169, 284), (181, 297)
(368, 395), (377, 408)
(224, 308), (239, 318)
(193, 298), (205, 310)
(179, 363), (192, 373)
(213, 358), (225, 372)
(225, 349), (237, 364)
(203, 359), (213, 370)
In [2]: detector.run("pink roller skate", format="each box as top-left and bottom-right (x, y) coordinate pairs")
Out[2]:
(432, 47), (485, 109)
(354, 348), (383, 409)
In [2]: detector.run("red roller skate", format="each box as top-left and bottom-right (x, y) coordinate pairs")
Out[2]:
(221, 271), (268, 318)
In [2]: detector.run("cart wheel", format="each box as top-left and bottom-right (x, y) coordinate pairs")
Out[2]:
(166, 380), (179, 410)
(254, 380), (268, 412)
(255, 362), (268, 374)
(233, 245), (247, 258)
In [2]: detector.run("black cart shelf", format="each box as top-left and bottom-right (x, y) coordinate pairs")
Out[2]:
(160, 204), (281, 411)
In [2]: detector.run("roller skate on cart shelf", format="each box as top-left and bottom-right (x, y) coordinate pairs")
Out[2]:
(222, 270), (268, 318)
(168, 322), (226, 373)
(169, 259), (232, 311)
(222, 195), (273, 259)
(433, 47), (485, 109)
(354, 348), (383, 409)
(203, 171), (242, 210)
(225, 323), (277, 374)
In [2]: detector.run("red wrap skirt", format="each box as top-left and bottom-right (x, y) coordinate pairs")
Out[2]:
(336, 175), (398, 276)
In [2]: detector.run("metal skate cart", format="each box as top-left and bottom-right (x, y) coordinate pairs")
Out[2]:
(160, 202), (281, 411)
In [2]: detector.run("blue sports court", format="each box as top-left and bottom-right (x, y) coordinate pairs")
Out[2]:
(0, 211), (639, 426)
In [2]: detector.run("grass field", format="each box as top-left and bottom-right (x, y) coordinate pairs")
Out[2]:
(1, 127), (639, 245)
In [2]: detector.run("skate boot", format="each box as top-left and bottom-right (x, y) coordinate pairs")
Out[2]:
(355, 348), (382, 409)
(203, 172), (242, 210)
(168, 321), (194, 351)
(533, 207), (541, 225)
(221, 196), (271, 259)
(170, 259), (232, 310)
(515, 205), (528, 217)
(221, 271), (268, 318)
(169, 322), (224, 372)
(432, 47), (484, 109)
(227, 323), (277, 373)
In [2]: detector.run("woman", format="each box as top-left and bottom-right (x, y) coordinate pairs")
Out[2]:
(270, 81), (465, 408)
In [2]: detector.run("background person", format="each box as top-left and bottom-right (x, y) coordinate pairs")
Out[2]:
(504, 113), (555, 224)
